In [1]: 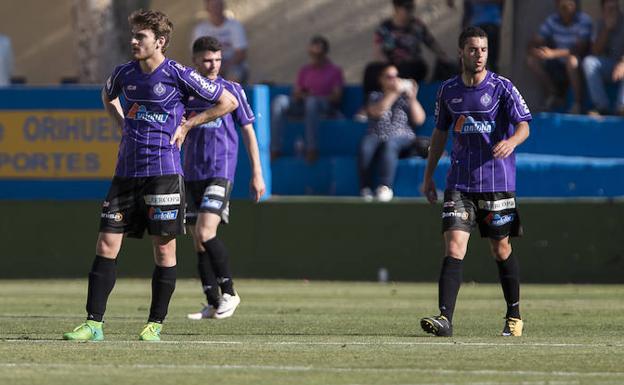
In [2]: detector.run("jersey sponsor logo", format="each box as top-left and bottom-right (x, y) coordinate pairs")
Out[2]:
(205, 185), (226, 197)
(127, 103), (169, 123)
(149, 208), (178, 221)
(153, 82), (166, 96)
(101, 212), (123, 222)
(450, 97), (463, 104)
(190, 71), (218, 93)
(201, 197), (223, 210)
(478, 198), (516, 211)
(480, 93), (492, 106)
(442, 210), (469, 220)
(454, 115), (494, 134)
(144, 193), (181, 206)
(486, 213), (515, 227)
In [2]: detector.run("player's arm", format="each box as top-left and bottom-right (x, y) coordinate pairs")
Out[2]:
(240, 123), (266, 202)
(493, 121), (529, 159)
(423, 128), (448, 204)
(101, 89), (124, 128)
(171, 89), (239, 148)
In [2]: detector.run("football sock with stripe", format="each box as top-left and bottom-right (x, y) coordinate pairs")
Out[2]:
(438, 256), (463, 322)
(202, 237), (235, 296)
(197, 251), (221, 307)
(86, 255), (117, 322)
(148, 265), (176, 323)
(497, 253), (521, 319)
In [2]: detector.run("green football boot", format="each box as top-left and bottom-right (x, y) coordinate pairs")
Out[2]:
(63, 320), (104, 341)
(139, 322), (162, 341)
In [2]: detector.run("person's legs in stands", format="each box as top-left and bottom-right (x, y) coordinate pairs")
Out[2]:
(358, 133), (382, 199)
(564, 54), (583, 114)
(582, 55), (614, 115)
(376, 136), (413, 201)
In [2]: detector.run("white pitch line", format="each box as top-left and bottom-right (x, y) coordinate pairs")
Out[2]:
(2, 339), (623, 348)
(0, 362), (622, 378)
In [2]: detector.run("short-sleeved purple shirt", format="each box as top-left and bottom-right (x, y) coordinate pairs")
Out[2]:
(435, 71), (532, 192)
(104, 59), (223, 177)
(182, 77), (255, 182)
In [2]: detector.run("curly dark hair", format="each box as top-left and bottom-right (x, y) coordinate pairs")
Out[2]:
(128, 9), (174, 53)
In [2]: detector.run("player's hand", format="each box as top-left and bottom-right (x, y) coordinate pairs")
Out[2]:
(612, 61), (624, 82)
(493, 139), (516, 159)
(250, 174), (266, 203)
(170, 122), (190, 149)
(422, 178), (438, 204)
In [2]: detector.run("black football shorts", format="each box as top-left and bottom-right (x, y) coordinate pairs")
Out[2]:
(99, 174), (185, 238)
(185, 178), (233, 225)
(441, 190), (523, 239)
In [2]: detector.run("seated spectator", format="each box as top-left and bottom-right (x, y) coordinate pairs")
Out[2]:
(191, 0), (249, 83)
(359, 64), (427, 202)
(0, 33), (14, 86)
(373, 0), (456, 84)
(582, 0), (624, 116)
(527, 0), (592, 113)
(271, 35), (344, 163)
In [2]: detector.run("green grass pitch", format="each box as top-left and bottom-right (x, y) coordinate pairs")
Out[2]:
(1, 279), (623, 385)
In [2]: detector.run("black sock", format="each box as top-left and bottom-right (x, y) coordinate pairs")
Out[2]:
(148, 265), (177, 323)
(197, 251), (221, 306)
(438, 256), (463, 323)
(497, 253), (521, 319)
(86, 255), (117, 322)
(202, 238), (235, 296)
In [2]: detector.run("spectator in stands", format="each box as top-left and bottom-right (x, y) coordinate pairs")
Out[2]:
(191, 0), (248, 83)
(582, 0), (624, 116)
(527, 0), (592, 113)
(448, 0), (505, 73)
(271, 35), (344, 163)
(359, 64), (426, 202)
(373, 0), (455, 84)
(0, 33), (14, 86)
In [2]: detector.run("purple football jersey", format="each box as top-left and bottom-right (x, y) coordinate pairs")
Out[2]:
(182, 77), (255, 182)
(435, 71), (532, 192)
(104, 59), (223, 177)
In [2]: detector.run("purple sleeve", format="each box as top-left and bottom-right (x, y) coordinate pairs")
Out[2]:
(435, 84), (451, 131)
(504, 82), (532, 125)
(231, 83), (255, 126)
(172, 61), (223, 103)
(103, 65), (124, 100)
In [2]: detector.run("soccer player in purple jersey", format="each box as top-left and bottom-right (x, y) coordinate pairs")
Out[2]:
(183, 36), (265, 320)
(420, 27), (531, 337)
(63, 10), (238, 342)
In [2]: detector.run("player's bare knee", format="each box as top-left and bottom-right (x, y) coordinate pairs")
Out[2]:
(491, 240), (512, 261)
(95, 233), (122, 258)
(446, 241), (467, 260)
(152, 236), (176, 267)
(196, 225), (217, 243)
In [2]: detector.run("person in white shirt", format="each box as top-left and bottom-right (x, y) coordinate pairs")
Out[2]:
(191, 0), (248, 83)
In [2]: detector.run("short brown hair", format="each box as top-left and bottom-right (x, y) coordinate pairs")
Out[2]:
(128, 9), (174, 53)
(192, 36), (222, 54)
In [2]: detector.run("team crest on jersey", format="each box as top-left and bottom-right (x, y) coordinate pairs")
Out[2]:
(127, 103), (169, 123)
(454, 115), (494, 134)
(480, 93), (492, 107)
(153, 82), (166, 96)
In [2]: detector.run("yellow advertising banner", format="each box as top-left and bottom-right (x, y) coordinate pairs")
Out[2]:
(0, 110), (121, 178)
